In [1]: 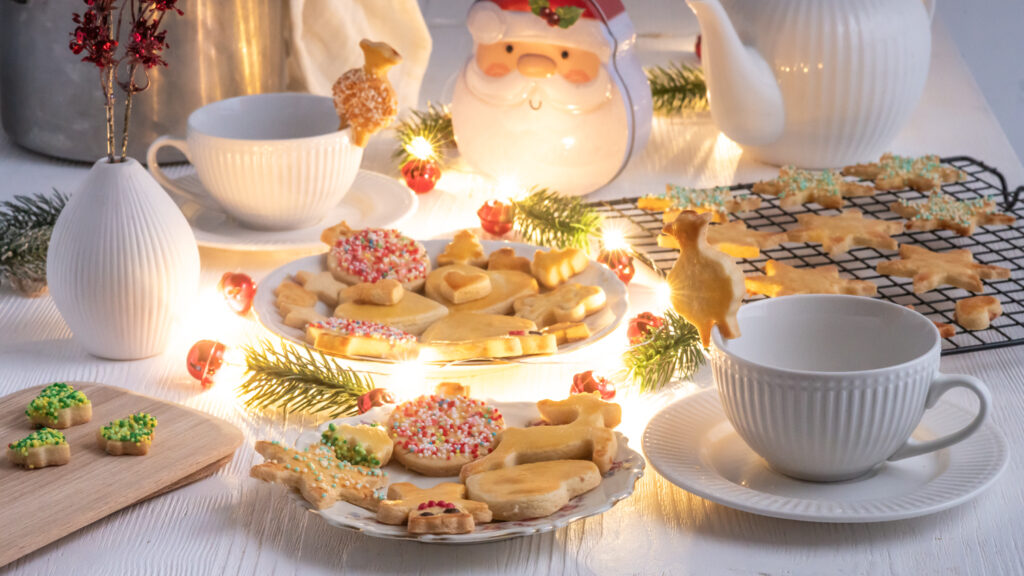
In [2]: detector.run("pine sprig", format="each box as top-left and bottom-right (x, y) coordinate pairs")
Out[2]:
(511, 188), (602, 251)
(238, 339), (375, 418)
(623, 309), (706, 392)
(646, 62), (708, 115)
(392, 103), (455, 165)
(0, 190), (68, 297)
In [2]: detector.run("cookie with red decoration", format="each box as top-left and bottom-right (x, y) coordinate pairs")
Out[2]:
(306, 318), (419, 360)
(326, 227), (431, 292)
(377, 482), (491, 534)
(387, 394), (505, 477)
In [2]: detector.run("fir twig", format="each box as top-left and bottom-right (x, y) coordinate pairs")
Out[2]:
(392, 103), (455, 165)
(0, 190), (68, 297)
(646, 62), (708, 115)
(623, 309), (706, 392)
(511, 188), (602, 251)
(238, 339), (375, 418)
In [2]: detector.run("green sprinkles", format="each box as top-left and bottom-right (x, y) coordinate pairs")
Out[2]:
(25, 382), (89, 423)
(899, 193), (996, 227)
(100, 412), (158, 443)
(777, 166), (842, 197)
(8, 428), (66, 456)
(321, 423), (381, 467)
(664, 185), (743, 210)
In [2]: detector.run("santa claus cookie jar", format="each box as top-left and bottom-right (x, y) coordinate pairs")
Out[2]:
(451, 0), (652, 196)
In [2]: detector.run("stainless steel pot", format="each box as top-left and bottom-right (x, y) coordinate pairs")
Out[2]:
(0, 0), (288, 163)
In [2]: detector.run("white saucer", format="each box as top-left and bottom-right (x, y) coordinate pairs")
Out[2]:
(164, 167), (417, 251)
(643, 388), (1008, 523)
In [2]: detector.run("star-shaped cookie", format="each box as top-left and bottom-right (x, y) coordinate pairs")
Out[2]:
(890, 192), (1016, 236)
(752, 166), (876, 209)
(250, 440), (387, 511)
(658, 220), (786, 259)
(377, 482), (491, 534)
(786, 210), (903, 256)
(843, 153), (965, 192)
(641, 185), (761, 223)
(745, 260), (878, 297)
(876, 244), (1011, 293)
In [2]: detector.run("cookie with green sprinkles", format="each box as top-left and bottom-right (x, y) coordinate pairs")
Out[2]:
(97, 412), (158, 456)
(890, 192), (1016, 236)
(843, 153), (965, 192)
(321, 422), (394, 467)
(752, 166), (875, 209)
(7, 427), (70, 469)
(25, 382), (92, 429)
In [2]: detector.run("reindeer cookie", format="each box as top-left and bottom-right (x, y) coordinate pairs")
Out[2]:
(332, 39), (401, 146)
(250, 441), (387, 511)
(377, 482), (491, 535)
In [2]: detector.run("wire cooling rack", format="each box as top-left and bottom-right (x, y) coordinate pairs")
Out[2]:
(591, 156), (1024, 355)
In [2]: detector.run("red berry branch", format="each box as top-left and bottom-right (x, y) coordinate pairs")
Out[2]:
(69, 0), (183, 163)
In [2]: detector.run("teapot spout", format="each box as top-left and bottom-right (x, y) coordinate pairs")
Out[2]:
(687, 0), (784, 147)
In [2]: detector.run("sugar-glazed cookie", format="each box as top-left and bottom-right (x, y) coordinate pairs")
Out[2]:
(387, 395), (504, 477)
(97, 412), (158, 456)
(7, 428), (70, 470)
(327, 228), (431, 291)
(25, 382), (91, 429)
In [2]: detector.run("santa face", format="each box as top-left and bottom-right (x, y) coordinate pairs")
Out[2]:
(451, 39), (630, 196)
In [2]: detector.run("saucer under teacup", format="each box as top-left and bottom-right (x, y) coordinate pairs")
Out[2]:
(643, 389), (1008, 523)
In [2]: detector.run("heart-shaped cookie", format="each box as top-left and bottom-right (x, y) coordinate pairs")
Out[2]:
(425, 265), (539, 315)
(439, 270), (492, 304)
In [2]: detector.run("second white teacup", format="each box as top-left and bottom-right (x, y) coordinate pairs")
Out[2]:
(147, 93), (362, 230)
(711, 295), (991, 482)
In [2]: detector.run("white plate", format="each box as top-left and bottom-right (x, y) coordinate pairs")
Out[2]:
(164, 168), (417, 251)
(252, 239), (629, 369)
(287, 401), (645, 543)
(643, 388), (1008, 523)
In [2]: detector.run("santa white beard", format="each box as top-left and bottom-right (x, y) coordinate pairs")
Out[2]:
(451, 59), (630, 196)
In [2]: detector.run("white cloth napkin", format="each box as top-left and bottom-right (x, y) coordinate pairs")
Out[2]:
(288, 0), (433, 111)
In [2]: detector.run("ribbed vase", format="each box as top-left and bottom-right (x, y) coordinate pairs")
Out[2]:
(47, 158), (200, 360)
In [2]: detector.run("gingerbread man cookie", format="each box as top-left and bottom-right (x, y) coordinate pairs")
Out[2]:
(250, 440), (387, 510)
(332, 39), (401, 147)
(513, 283), (606, 328)
(7, 428), (70, 470)
(487, 247), (532, 275)
(890, 192), (1016, 236)
(662, 211), (745, 348)
(531, 247), (589, 289)
(786, 209), (903, 256)
(437, 230), (487, 267)
(465, 460), (602, 521)
(377, 482), (492, 534)
(25, 382), (91, 429)
(843, 153), (965, 192)
(752, 166), (875, 209)
(955, 295), (1003, 331)
(876, 244), (1010, 293)
(745, 260), (878, 298)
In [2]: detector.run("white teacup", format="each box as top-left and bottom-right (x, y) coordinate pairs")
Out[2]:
(147, 93), (362, 230)
(711, 295), (991, 482)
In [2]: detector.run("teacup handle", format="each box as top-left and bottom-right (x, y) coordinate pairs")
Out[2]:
(146, 136), (211, 206)
(888, 373), (991, 461)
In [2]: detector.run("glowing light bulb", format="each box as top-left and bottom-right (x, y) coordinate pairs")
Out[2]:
(406, 136), (435, 161)
(601, 224), (630, 252)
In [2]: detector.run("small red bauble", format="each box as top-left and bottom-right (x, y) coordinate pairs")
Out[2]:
(218, 272), (256, 315)
(627, 312), (665, 345)
(187, 339), (227, 388)
(597, 248), (635, 284)
(695, 34), (702, 62)
(357, 388), (395, 414)
(401, 159), (441, 194)
(571, 370), (616, 401)
(477, 199), (516, 237)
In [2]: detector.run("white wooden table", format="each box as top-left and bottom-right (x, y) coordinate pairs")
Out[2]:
(1, 4), (1023, 575)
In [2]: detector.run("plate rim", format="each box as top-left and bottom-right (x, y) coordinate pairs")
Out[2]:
(642, 388), (1009, 523)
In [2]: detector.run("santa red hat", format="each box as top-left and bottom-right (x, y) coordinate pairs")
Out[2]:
(467, 0), (626, 61)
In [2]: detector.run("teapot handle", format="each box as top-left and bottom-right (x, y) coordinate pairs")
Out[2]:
(922, 0), (936, 21)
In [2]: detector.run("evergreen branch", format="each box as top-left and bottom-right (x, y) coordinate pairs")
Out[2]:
(392, 103), (455, 165)
(0, 189), (68, 297)
(511, 188), (602, 251)
(646, 62), (708, 115)
(623, 309), (706, 393)
(238, 339), (375, 418)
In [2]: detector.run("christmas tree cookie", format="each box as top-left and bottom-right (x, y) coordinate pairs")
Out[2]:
(25, 382), (92, 429)
(7, 428), (70, 470)
(97, 412), (158, 456)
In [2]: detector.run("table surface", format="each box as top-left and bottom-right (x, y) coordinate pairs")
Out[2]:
(2, 3), (1023, 575)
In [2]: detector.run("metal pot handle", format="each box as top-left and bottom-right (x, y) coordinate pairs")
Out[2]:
(146, 135), (212, 207)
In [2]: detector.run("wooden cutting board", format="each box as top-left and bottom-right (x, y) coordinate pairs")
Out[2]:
(0, 382), (243, 567)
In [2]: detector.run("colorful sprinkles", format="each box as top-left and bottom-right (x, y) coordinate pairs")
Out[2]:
(388, 395), (504, 461)
(25, 382), (89, 423)
(100, 412), (157, 444)
(8, 427), (66, 456)
(774, 166), (844, 198)
(330, 229), (428, 283)
(321, 422), (383, 467)
(664, 184), (749, 211)
(897, 192), (1000, 227)
(307, 318), (417, 344)
(277, 443), (386, 497)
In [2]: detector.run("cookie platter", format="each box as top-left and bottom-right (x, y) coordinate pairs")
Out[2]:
(253, 239), (629, 368)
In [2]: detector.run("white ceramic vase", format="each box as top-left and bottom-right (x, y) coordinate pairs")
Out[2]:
(47, 158), (200, 360)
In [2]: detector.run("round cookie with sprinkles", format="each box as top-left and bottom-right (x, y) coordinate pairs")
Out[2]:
(387, 394), (504, 477)
(327, 228), (431, 292)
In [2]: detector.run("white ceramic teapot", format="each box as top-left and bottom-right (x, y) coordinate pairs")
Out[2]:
(688, 0), (934, 168)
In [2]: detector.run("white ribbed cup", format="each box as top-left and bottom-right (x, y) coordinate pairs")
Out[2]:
(710, 296), (991, 482)
(47, 158), (201, 360)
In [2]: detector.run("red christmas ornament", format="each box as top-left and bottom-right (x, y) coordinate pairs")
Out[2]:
(597, 248), (635, 284)
(401, 159), (442, 194)
(357, 388), (395, 414)
(477, 199), (516, 236)
(571, 370), (616, 401)
(695, 34), (702, 62)
(627, 312), (665, 345)
(187, 339), (227, 388)
(218, 272), (256, 315)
